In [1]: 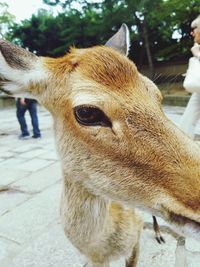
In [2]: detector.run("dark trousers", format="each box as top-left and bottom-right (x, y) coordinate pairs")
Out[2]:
(16, 99), (41, 137)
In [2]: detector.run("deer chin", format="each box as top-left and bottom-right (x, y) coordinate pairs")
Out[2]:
(164, 209), (200, 240)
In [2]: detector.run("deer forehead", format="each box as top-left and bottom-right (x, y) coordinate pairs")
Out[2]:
(43, 47), (160, 109)
(44, 46), (139, 87)
(73, 46), (139, 91)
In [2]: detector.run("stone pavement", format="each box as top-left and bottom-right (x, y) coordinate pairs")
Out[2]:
(0, 105), (200, 267)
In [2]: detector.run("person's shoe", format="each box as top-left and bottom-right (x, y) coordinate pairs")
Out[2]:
(32, 135), (41, 139)
(18, 134), (30, 140)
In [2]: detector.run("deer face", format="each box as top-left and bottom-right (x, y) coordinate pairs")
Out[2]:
(1, 25), (200, 240)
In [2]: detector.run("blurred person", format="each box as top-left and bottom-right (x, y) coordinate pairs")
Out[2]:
(179, 15), (200, 139)
(16, 98), (41, 139)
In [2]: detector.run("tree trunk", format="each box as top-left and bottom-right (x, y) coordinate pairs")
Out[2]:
(133, 13), (155, 79)
(142, 16), (155, 79)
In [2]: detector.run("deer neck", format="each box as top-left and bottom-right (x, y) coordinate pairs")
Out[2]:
(60, 173), (109, 245)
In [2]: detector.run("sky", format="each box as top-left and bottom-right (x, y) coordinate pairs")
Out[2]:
(6, 0), (59, 22)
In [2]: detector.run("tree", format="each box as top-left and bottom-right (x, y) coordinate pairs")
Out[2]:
(7, 8), (103, 56)
(0, 2), (15, 38)
(7, 0), (200, 70)
(150, 0), (200, 61)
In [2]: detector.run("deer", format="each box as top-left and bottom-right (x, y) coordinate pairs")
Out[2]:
(1, 24), (200, 267)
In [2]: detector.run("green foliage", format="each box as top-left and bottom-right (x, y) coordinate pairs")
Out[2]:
(6, 0), (200, 65)
(0, 2), (15, 38)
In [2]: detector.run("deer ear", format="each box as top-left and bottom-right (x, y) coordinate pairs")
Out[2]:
(0, 39), (38, 71)
(105, 24), (130, 56)
(0, 40), (46, 97)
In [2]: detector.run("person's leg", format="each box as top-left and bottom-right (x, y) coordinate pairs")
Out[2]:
(28, 101), (41, 137)
(16, 99), (29, 137)
(179, 92), (200, 139)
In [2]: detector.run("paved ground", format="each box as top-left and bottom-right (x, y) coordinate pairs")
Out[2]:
(0, 105), (200, 267)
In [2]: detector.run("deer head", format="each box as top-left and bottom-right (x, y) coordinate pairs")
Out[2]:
(1, 25), (200, 240)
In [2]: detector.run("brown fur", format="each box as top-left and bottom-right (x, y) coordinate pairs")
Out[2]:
(69, 46), (138, 90)
(1, 40), (200, 266)
(0, 39), (37, 69)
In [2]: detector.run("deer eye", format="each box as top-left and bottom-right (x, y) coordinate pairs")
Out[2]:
(74, 105), (112, 127)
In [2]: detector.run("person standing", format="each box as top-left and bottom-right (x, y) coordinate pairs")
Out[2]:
(179, 16), (200, 139)
(16, 98), (41, 139)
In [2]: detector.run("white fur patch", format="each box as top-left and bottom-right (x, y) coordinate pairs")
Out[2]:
(112, 121), (123, 136)
(0, 51), (48, 97)
(124, 24), (130, 56)
(72, 93), (103, 107)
